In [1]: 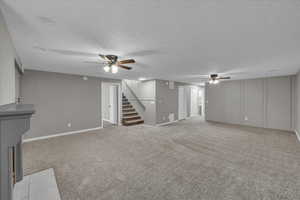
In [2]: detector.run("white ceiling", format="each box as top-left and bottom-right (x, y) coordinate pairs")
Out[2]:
(2, 0), (300, 83)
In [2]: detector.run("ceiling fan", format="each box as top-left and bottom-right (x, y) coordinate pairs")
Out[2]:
(207, 74), (231, 84)
(86, 54), (136, 73)
(32, 46), (161, 73)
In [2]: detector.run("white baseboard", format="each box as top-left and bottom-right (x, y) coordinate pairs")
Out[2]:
(157, 120), (179, 127)
(295, 130), (300, 142)
(23, 127), (102, 143)
(141, 124), (156, 128)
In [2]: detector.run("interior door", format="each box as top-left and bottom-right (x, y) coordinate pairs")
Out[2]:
(109, 85), (118, 124)
(178, 86), (187, 120)
(198, 88), (204, 116)
(190, 87), (199, 116)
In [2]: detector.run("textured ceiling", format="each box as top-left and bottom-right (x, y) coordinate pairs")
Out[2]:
(1, 0), (300, 83)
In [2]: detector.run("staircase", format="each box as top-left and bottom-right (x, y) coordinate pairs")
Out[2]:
(122, 94), (144, 126)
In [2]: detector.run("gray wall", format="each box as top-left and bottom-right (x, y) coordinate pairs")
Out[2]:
(295, 72), (300, 134)
(123, 79), (157, 125)
(156, 80), (201, 124)
(156, 80), (179, 124)
(15, 66), (21, 99)
(21, 70), (120, 139)
(102, 83), (110, 121)
(0, 9), (16, 105)
(205, 76), (294, 131)
(123, 79), (200, 125)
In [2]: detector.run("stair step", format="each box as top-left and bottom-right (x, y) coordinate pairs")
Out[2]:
(123, 115), (141, 121)
(122, 94), (144, 126)
(123, 111), (138, 116)
(122, 105), (133, 109)
(123, 119), (144, 126)
(123, 108), (135, 112)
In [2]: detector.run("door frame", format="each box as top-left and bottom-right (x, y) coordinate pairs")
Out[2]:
(178, 86), (187, 120)
(190, 86), (199, 117)
(198, 87), (205, 117)
(109, 85), (118, 124)
(101, 82), (122, 127)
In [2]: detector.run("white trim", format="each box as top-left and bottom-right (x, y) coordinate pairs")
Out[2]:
(295, 130), (300, 142)
(103, 119), (112, 123)
(141, 124), (156, 128)
(156, 120), (179, 126)
(23, 127), (102, 143)
(101, 81), (122, 126)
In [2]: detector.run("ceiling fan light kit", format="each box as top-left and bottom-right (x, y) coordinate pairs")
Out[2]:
(98, 54), (135, 74)
(208, 74), (230, 84)
(111, 65), (118, 74)
(103, 65), (110, 72)
(209, 79), (219, 84)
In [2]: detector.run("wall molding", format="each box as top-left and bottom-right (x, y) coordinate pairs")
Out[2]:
(23, 127), (102, 143)
(295, 130), (300, 142)
(156, 120), (179, 126)
(103, 119), (112, 123)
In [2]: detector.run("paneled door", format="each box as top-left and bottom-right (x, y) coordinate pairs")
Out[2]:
(190, 87), (199, 117)
(109, 85), (118, 124)
(178, 86), (187, 120)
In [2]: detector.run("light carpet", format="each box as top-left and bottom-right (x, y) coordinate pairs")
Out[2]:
(23, 117), (300, 200)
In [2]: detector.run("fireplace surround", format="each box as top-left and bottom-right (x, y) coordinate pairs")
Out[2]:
(0, 104), (34, 200)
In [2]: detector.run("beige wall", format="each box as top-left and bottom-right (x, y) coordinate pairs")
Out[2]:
(206, 76), (294, 131)
(21, 70), (120, 139)
(0, 9), (16, 105)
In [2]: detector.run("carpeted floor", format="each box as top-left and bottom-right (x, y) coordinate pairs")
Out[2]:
(23, 117), (300, 200)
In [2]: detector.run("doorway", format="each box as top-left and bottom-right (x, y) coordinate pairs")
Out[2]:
(190, 87), (199, 117)
(198, 87), (205, 117)
(109, 85), (118, 124)
(190, 86), (205, 118)
(178, 86), (187, 120)
(101, 82), (121, 128)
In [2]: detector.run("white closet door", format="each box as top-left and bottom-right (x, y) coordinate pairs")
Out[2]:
(178, 86), (187, 120)
(109, 85), (118, 124)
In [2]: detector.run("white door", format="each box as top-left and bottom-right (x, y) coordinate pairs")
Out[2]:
(178, 86), (187, 120)
(109, 85), (118, 124)
(190, 87), (199, 117)
(198, 88), (205, 116)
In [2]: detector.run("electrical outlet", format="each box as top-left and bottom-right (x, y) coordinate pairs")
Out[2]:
(244, 116), (248, 121)
(67, 123), (72, 127)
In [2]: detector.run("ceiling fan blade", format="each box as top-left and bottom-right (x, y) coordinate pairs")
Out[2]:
(99, 54), (108, 61)
(118, 59), (135, 64)
(117, 64), (132, 70)
(219, 77), (231, 80)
